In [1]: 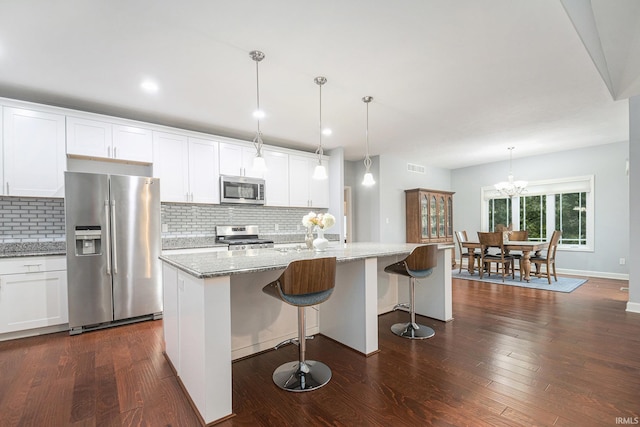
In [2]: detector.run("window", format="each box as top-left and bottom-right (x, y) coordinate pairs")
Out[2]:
(481, 176), (594, 252)
(556, 192), (587, 246)
(520, 195), (546, 242)
(488, 198), (511, 232)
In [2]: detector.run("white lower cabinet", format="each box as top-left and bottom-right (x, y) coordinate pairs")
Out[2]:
(0, 256), (68, 335)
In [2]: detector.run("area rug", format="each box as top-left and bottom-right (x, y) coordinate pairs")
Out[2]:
(452, 270), (587, 293)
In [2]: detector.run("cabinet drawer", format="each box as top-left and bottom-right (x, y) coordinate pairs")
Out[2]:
(0, 256), (66, 275)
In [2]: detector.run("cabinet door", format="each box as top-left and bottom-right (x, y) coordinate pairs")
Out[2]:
(218, 142), (244, 176)
(0, 270), (68, 333)
(188, 137), (219, 204)
(420, 193), (429, 240)
(438, 194), (446, 239)
(242, 146), (264, 179)
(309, 158), (329, 208)
(263, 149), (289, 206)
(3, 107), (66, 197)
(446, 195), (454, 240)
(153, 132), (190, 202)
(219, 142), (262, 178)
(289, 154), (311, 207)
(113, 125), (153, 163)
(66, 116), (112, 159)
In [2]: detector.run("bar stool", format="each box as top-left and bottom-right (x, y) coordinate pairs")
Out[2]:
(384, 244), (438, 339)
(262, 257), (336, 392)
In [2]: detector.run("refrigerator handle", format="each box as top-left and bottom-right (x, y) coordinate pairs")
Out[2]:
(111, 200), (118, 275)
(105, 200), (112, 275)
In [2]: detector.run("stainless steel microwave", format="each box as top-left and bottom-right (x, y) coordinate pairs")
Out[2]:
(220, 175), (265, 205)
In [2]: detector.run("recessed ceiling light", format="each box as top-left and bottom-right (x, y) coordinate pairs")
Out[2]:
(322, 128), (332, 136)
(253, 109), (265, 119)
(140, 79), (159, 93)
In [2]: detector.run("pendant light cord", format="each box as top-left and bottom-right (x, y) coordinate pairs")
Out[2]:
(315, 77), (327, 159)
(363, 96), (373, 170)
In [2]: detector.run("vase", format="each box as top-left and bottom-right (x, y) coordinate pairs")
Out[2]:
(304, 227), (314, 249)
(313, 228), (329, 251)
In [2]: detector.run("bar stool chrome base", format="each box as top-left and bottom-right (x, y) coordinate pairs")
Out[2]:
(391, 322), (435, 339)
(272, 360), (332, 392)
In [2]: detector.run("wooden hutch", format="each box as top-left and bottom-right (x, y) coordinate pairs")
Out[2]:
(405, 188), (455, 244)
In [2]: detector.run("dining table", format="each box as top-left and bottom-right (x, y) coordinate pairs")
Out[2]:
(461, 240), (549, 282)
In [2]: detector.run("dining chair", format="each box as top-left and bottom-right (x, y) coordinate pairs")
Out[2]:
(477, 231), (515, 282)
(506, 230), (528, 280)
(455, 231), (480, 274)
(531, 230), (562, 284)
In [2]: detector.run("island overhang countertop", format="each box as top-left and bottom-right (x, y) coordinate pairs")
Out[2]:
(159, 242), (454, 279)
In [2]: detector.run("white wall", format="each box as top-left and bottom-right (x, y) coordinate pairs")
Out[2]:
(348, 141), (629, 277)
(327, 147), (345, 242)
(348, 153), (451, 243)
(378, 154), (451, 243)
(452, 141), (629, 277)
(628, 96), (639, 312)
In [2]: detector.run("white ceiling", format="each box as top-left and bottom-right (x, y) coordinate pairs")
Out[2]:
(0, 0), (637, 169)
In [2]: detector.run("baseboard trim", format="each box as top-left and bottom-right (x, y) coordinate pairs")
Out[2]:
(452, 262), (629, 282)
(556, 268), (628, 281)
(626, 302), (640, 314)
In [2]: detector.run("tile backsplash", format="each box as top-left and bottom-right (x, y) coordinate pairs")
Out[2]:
(0, 196), (329, 244)
(0, 197), (66, 243)
(161, 203), (327, 240)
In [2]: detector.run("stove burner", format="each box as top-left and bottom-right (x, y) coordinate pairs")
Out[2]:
(216, 225), (275, 251)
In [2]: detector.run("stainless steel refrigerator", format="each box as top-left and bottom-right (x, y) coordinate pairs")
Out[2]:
(64, 172), (162, 334)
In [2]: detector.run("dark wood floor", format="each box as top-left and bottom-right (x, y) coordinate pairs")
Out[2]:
(1, 276), (639, 426)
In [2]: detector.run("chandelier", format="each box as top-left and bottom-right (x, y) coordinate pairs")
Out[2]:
(494, 147), (527, 198)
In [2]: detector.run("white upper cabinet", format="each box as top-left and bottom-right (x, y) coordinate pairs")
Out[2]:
(288, 153), (329, 208)
(152, 131), (219, 203)
(218, 142), (263, 178)
(263, 149), (289, 206)
(112, 124), (153, 163)
(66, 116), (153, 163)
(2, 107), (66, 197)
(187, 137), (220, 204)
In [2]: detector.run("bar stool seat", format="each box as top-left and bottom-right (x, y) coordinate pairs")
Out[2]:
(384, 244), (438, 339)
(262, 257), (336, 392)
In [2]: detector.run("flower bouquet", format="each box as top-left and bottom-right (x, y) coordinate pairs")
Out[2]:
(302, 212), (335, 251)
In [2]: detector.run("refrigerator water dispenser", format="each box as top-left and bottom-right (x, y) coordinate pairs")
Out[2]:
(74, 226), (102, 255)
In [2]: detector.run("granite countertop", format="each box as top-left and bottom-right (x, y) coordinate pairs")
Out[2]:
(0, 242), (66, 258)
(160, 242), (454, 279)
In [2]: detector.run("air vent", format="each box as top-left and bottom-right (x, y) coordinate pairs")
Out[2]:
(407, 163), (426, 174)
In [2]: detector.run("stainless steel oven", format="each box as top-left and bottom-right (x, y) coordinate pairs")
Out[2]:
(220, 175), (265, 205)
(215, 225), (274, 251)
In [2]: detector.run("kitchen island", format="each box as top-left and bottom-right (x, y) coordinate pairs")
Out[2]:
(160, 242), (453, 425)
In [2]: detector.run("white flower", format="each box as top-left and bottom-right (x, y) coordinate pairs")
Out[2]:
(321, 213), (335, 229)
(302, 212), (316, 228)
(301, 211), (335, 230)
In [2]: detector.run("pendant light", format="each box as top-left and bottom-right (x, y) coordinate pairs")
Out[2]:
(494, 147), (527, 198)
(362, 96), (375, 186)
(250, 50), (267, 172)
(312, 76), (328, 180)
